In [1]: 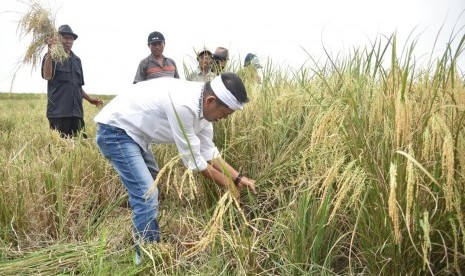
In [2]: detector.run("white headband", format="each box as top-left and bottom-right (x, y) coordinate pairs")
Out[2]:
(210, 75), (244, 110)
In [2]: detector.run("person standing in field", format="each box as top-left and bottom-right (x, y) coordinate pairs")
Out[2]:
(133, 31), (179, 84)
(42, 24), (103, 138)
(94, 72), (257, 263)
(239, 53), (263, 84)
(212, 47), (229, 75)
(186, 47), (216, 82)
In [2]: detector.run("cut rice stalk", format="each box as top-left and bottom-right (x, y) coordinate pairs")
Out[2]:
(17, 1), (67, 69)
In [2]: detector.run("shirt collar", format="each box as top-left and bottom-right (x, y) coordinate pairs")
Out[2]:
(197, 85), (205, 119)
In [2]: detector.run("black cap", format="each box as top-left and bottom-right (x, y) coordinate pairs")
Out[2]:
(197, 49), (212, 57)
(58, 24), (78, 40)
(244, 53), (262, 68)
(244, 53), (256, 65)
(148, 31), (165, 43)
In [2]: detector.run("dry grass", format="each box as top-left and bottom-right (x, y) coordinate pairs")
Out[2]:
(17, 0), (67, 69)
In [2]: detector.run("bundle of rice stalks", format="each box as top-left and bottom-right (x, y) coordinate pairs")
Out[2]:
(17, 0), (67, 69)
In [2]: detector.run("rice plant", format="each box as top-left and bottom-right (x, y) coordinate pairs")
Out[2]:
(1, 25), (464, 275)
(17, 0), (67, 69)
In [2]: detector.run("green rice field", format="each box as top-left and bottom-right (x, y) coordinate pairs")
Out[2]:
(0, 33), (464, 275)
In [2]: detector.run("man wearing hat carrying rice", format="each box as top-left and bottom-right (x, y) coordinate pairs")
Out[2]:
(42, 24), (103, 138)
(94, 72), (256, 263)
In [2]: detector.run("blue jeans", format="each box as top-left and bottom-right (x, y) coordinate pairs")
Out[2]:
(96, 123), (160, 243)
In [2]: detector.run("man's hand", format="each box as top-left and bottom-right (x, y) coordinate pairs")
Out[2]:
(89, 97), (103, 107)
(238, 176), (257, 194)
(44, 35), (58, 48)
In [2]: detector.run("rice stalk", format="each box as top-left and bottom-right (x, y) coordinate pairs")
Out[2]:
(449, 218), (459, 271)
(181, 191), (254, 260)
(395, 96), (407, 149)
(441, 132), (454, 211)
(419, 211), (431, 272)
(317, 158), (344, 213)
(430, 113), (442, 153)
(452, 191), (465, 253)
(0, 242), (107, 275)
(421, 127), (432, 160)
(326, 160), (365, 224)
(182, 192), (231, 258)
(405, 145), (417, 231)
(309, 101), (344, 152)
(349, 170), (367, 207)
(147, 154), (182, 197)
(396, 150), (440, 187)
(180, 168), (197, 200)
(139, 242), (175, 274)
(388, 163), (401, 244)
(168, 166), (177, 196)
(17, 0), (67, 69)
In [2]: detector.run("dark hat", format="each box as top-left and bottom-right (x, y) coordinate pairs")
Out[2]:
(148, 31), (165, 43)
(213, 47), (229, 61)
(58, 24), (78, 40)
(244, 53), (262, 69)
(196, 46), (212, 57)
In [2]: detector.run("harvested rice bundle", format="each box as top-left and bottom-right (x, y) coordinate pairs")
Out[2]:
(17, 1), (67, 69)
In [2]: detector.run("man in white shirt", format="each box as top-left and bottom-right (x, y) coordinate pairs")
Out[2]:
(94, 72), (256, 248)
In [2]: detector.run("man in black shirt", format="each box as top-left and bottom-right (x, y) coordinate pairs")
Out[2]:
(42, 25), (102, 138)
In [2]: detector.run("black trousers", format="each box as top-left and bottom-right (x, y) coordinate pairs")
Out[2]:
(48, 117), (87, 138)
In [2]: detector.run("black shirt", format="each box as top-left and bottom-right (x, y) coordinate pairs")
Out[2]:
(41, 51), (85, 118)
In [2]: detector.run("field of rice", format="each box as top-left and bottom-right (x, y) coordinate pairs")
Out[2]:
(0, 33), (464, 275)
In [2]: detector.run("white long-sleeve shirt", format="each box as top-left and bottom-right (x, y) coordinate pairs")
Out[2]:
(94, 78), (220, 172)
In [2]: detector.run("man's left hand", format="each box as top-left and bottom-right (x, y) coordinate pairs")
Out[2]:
(90, 97), (103, 107)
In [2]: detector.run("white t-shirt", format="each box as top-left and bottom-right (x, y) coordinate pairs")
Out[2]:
(94, 78), (220, 171)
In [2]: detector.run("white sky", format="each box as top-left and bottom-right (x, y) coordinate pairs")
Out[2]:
(1, 0), (464, 94)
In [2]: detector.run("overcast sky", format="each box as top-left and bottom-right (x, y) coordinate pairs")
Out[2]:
(1, 0), (464, 94)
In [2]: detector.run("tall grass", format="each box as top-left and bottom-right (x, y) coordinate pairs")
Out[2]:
(1, 28), (464, 275)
